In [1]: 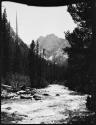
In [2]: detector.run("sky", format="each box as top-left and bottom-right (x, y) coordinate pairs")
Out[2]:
(2, 2), (77, 45)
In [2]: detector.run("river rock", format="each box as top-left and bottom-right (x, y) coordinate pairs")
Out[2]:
(20, 94), (32, 99)
(56, 94), (60, 96)
(43, 93), (49, 96)
(33, 94), (42, 100)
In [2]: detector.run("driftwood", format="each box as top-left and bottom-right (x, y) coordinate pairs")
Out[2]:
(1, 84), (12, 89)
(17, 90), (27, 95)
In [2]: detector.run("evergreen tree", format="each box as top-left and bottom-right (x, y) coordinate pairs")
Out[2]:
(1, 9), (10, 80)
(65, 1), (96, 92)
(13, 41), (21, 73)
(28, 40), (35, 88)
(36, 41), (39, 55)
(35, 41), (42, 84)
(1, 8), (30, 88)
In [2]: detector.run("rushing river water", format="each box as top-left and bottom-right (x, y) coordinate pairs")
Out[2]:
(1, 84), (95, 124)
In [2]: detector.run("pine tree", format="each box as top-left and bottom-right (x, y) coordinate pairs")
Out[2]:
(65, 1), (96, 92)
(13, 41), (21, 73)
(36, 41), (39, 55)
(35, 41), (41, 84)
(1, 9), (10, 80)
(28, 40), (36, 88)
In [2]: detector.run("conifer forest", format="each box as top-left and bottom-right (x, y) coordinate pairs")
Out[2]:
(1, 0), (96, 124)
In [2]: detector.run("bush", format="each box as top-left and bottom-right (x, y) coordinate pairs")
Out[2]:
(3, 73), (30, 92)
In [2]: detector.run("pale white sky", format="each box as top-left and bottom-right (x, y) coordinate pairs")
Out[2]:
(2, 2), (77, 45)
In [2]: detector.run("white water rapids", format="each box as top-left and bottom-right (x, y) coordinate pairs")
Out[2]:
(1, 84), (94, 124)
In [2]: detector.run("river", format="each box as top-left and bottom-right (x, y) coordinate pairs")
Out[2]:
(1, 84), (96, 124)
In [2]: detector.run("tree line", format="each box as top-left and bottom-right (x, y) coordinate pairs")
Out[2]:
(0, 9), (67, 88)
(1, 0), (95, 94)
(64, 1), (96, 94)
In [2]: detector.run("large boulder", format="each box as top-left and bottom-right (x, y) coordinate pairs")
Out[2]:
(43, 93), (49, 96)
(33, 94), (43, 100)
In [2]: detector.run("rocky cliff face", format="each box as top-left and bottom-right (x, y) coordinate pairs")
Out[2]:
(37, 34), (70, 65)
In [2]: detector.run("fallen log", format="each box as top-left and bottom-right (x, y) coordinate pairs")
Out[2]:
(1, 84), (12, 89)
(17, 90), (26, 95)
(1, 84), (13, 92)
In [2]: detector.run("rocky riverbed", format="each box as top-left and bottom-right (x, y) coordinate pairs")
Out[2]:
(1, 84), (96, 124)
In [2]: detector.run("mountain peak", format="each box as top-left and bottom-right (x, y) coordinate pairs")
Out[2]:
(36, 33), (70, 66)
(46, 33), (58, 38)
(37, 33), (70, 51)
